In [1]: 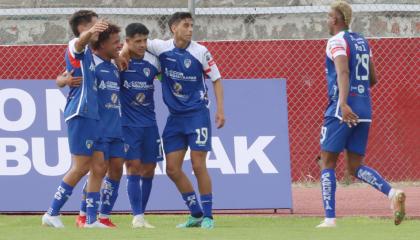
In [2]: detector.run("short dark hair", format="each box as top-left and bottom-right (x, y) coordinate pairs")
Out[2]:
(168, 12), (193, 32)
(125, 23), (150, 38)
(69, 10), (98, 37)
(91, 23), (121, 50)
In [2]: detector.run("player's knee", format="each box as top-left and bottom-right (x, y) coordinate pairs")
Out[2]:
(108, 165), (123, 180)
(191, 162), (207, 176)
(141, 164), (156, 178)
(166, 164), (181, 179)
(91, 162), (107, 177)
(125, 161), (142, 175)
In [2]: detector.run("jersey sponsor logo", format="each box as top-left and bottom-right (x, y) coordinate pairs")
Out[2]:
(184, 58), (192, 69)
(105, 93), (120, 109)
(99, 80), (106, 90)
(165, 68), (197, 82)
(173, 82), (183, 94)
(89, 62), (95, 72)
(358, 85), (365, 94)
(143, 68), (151, 77)
(124, 143), (130, 153)
(99, 80), (120, 91)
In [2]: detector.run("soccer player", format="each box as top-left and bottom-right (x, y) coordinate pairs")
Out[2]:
(317, 1), (406, 228)
(83, 23), (124, 228)
(122, 12), (225, 229)
(42, 11), (107, 228)
(120, 23), (163, 228)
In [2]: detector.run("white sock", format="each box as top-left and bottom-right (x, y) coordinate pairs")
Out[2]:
(79, 211), (86, 216)
(388, 188), (396, 200)
(325, 218), (336, 224)
(99, 214), (109, 219)
(134, 214), (144, 219)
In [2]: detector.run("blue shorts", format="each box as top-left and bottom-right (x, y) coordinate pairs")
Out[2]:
(67, 116), (98, 156)
(320, 117), (370, 156)
(123, 125), (163, 163)
(93, 137), (126, 160)
(162, 108), (212, 154)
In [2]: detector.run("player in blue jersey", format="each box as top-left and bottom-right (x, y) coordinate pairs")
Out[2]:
(120, 23), (163, 228)
(122, 12), (225, 229)
(42, 11), (108, 228)
(317, 1), (405, 228)
(81, 23), (124, 228)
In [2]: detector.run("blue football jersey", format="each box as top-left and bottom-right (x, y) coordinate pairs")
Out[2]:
(63, 38), (99, 121)
(325, 30), (373, 122)
(147, 39), (221, 115)
(94, 55), (123, 138)
(120, 52), (160, 127)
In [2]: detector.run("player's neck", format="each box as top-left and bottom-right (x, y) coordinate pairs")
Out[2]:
(333, 26), (349, 35)
(174, 38), (190, 49)
(130, 51), (144, 60)
(95, 50), (112, 62)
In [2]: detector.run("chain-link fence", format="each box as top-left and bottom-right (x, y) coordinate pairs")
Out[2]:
(0, 1), (419, 182)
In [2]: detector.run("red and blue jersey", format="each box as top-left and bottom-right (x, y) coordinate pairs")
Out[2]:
(64, 38), (99, 121)
(325, 30), (373, 122)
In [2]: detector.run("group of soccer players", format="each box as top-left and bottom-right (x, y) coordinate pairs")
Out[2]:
(42, 10), (224, 229)
(41, 0), (406, 230)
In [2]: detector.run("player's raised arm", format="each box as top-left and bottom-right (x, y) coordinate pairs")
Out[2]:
(334, 55), (358, 127)
(74, 20), (108, 53)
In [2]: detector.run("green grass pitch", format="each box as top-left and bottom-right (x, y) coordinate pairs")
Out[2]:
(0, 215), (418, 240)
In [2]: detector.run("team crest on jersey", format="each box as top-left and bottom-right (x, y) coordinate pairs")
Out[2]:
(85, 140), (94, 149)
(184, 59), (192, 69)
(136, 93), (146, 104)
(143, 68), (151, 77)
(111, 93), (118, 104)
(173, 83), (183, 93)
(99, 80), (106, 90)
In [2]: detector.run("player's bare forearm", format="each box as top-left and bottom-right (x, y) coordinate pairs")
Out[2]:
(212, 79), (225, 128)
(369, 60), (377, 87)
(75, 20), (108, 52)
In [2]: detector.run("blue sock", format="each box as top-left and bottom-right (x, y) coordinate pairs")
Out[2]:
(141, 176), (154, 213)
(80, 181), (87, 215)
(181, 192), (203, 218)
(47, 181), (74, 216)
(86, 192), (100, 224)
(127, 175), (142, 216)
(355, 165), (391, 196)
(200, 194), (213, 219)
(321, 169), (336, 218)
(99, 177), (120, 217)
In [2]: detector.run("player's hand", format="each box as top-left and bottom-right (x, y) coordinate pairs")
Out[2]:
(89, 20), (109, 36)
(340, 103), (358, 128)
(61, 70), (82, 87)
(115, 56), (128, 71)
(215, 111), (225, 129)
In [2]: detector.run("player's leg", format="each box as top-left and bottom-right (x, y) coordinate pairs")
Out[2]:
(316, 117), (350, 228)
(42, 117), (95, 228)
(140, 126), (163, 218)
(85, 147), (109, 228)
(345, 123), (406, 225)
(163, 115), (204, 228)
(98, 139), (125, 227)
(75, 179), (88, 228)
(187, 109), (214, 229)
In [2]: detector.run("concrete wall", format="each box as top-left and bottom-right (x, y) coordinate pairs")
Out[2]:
(0, 0), (418, 44)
